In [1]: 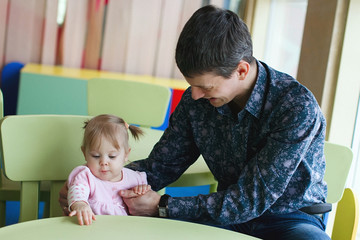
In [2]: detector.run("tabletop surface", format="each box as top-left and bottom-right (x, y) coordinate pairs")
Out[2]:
(0, 215), (260, 240)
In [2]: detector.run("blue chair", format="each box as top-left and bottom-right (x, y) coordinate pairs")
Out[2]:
(0, 62), (24, 116)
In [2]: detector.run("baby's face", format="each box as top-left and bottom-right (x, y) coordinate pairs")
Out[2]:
(83, 136), (129, 182)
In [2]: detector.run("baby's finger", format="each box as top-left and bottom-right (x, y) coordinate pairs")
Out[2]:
(77, 212), (84, 226)
(139, 184), (151, 194)
(83, 212), (91, 225)
(132, 185), (141, 194)
(69, 210), (77, 217)
(137, 185), (144, 194)
(119, 189), (140, 198)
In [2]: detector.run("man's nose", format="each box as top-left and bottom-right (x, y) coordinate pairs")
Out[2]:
(191, 87), (205, 100)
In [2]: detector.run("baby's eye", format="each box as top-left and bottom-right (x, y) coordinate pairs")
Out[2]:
(91, 155), (100, 158)
(109, 155), (116, 159)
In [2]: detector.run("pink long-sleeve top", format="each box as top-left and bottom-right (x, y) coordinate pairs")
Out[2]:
(67, 165), (147, 215)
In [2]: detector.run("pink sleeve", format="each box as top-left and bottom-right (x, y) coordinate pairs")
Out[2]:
(67, 166), (92, 209)
(122, 168), (148, 187)
(139, 171), (147, 185)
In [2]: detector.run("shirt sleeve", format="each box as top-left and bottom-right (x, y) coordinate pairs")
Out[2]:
(67, 166), (92, 210)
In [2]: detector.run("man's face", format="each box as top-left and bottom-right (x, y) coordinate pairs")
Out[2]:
(185, 72), (242, 108)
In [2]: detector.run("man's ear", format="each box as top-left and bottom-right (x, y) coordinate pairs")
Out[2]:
(236, 60), (250, 80)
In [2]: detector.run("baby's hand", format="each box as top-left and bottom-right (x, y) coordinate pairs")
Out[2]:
(132, 184), (151, 195)
(69, 201), (96, 226)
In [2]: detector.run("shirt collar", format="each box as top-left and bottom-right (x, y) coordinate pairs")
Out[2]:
(243, 60), (267, 119)
(217, 60), (268, 120)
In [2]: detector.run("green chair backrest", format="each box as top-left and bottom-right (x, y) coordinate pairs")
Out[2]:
(324, 141), (353, 203)
(0, 115), (91, 222)
(87, 78), (171, 128)
(127, 127), (163, 162)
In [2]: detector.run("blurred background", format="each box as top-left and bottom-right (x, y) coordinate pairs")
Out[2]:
(0, 0), (359, 237)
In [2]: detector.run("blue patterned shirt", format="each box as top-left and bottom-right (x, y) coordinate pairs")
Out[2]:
(127, 60), (327, 226)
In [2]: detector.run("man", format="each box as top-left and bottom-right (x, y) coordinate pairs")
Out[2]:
(60, 5), (330, 240)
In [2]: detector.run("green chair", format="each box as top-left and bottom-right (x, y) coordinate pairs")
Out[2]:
(0, 89), (26, 227)
(0, 90), (21, 227)
(332, 188), (359, 240)
(1, 88), (53, 224)
(0, 115), (91, 222)
(323, 141), (353, 204)
(87, 78), (171, 128)
(323, 141), (357, 239)
(87, 78), (217, 193)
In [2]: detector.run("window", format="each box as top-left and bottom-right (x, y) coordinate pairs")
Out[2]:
(263, 0), (307, 77)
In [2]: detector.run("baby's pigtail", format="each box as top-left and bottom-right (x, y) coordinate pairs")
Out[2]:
(128, 125), (144, 141)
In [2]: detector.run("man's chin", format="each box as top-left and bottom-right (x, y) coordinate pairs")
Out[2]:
(209, 99), (225, 107)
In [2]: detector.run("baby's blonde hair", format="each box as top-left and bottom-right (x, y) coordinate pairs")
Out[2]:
(82, 114), (143, 152)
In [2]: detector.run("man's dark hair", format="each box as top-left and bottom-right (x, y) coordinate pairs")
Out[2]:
(175, 5), (254, 78)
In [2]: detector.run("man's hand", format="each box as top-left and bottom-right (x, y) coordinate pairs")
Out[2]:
(58, 181), (70, 215)
(69, 201), (96, 226)
(119, 189), (161, 216)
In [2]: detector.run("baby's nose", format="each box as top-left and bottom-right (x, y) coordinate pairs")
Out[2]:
(100, 158), (109, 165)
